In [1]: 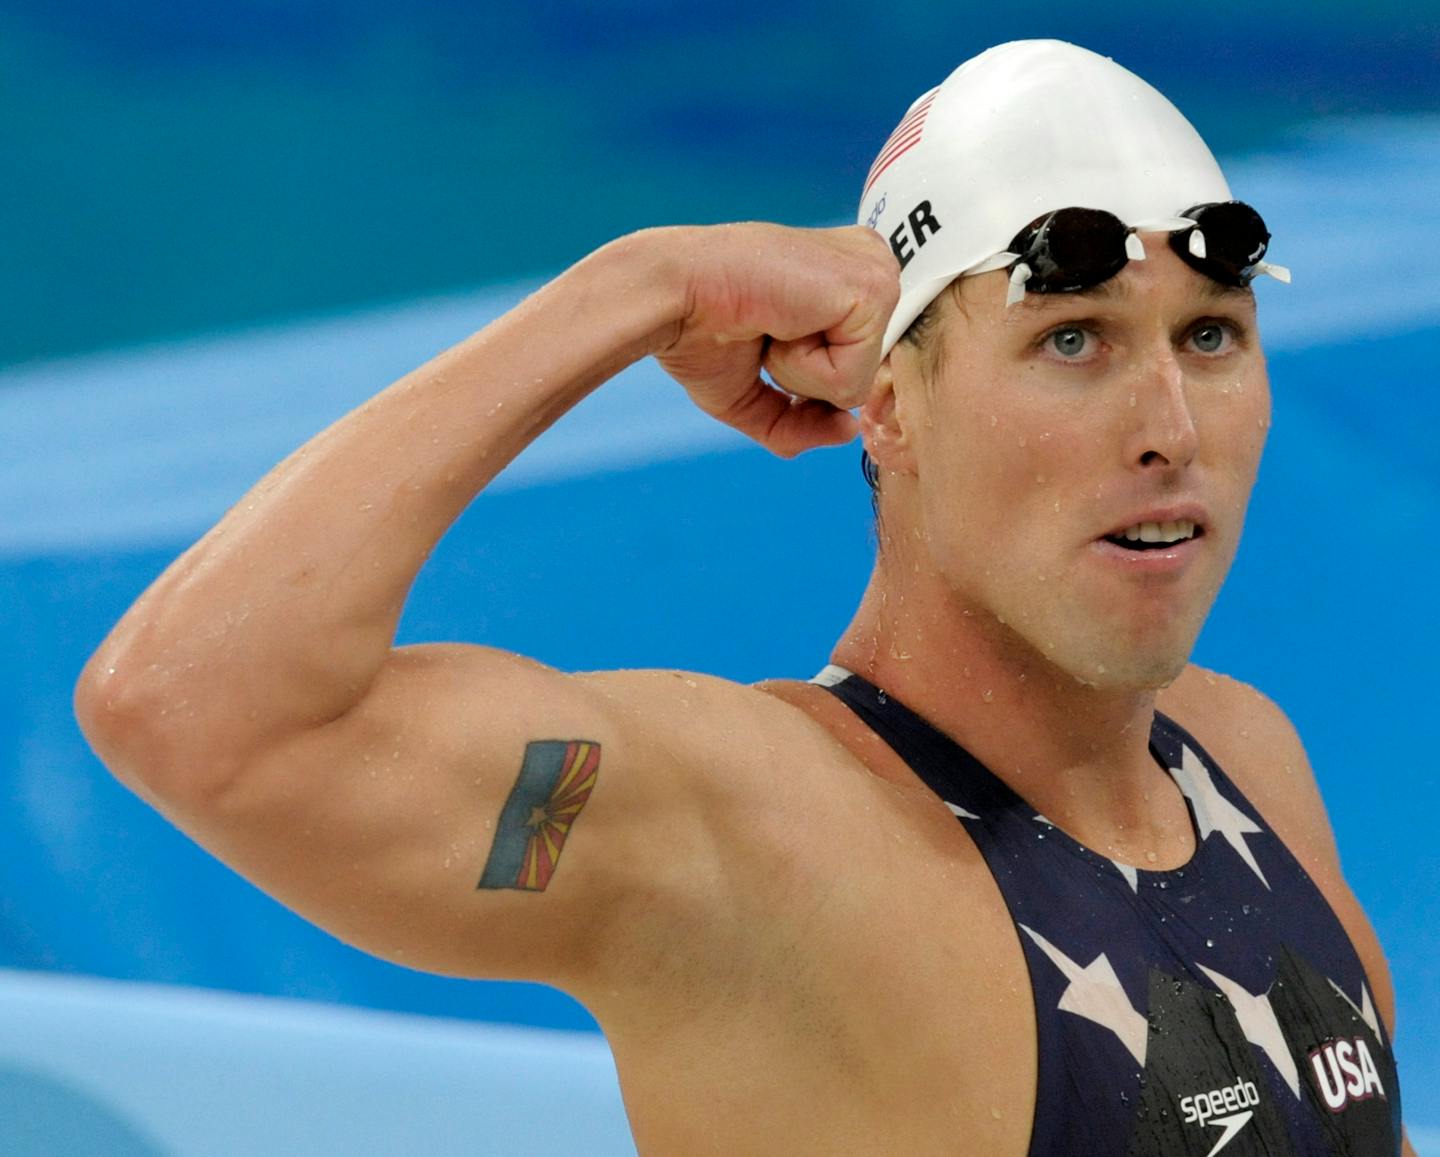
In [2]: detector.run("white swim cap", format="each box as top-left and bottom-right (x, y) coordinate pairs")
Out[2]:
(858, 40), (1236, 355)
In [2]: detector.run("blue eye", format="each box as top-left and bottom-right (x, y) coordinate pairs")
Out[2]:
(1046, 326), (1091, 358)
(1191, 323), (1230, 353)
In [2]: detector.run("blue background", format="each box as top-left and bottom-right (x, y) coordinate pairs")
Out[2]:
(2, 0), (1436, 1145)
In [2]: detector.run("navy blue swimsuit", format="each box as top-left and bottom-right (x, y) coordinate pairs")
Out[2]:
(814, 665), (1403, 1156)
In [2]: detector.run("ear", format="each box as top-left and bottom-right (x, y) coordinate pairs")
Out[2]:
(859, 349), (918, 480)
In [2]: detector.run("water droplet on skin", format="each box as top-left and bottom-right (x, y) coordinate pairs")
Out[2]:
(982, 689), (995, 703)
(1128, 393), (1137, 407)
(1017, 435), (1027, 447)
(990, 414), (998, 427)
(1146, 851), (1158, 863)
(1035, 473), (1046, 484)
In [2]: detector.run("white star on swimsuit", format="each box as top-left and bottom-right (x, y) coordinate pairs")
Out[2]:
(1168, 744), (1270, 889)
(1020, 924), (1148, 1067)
(1197, 963), (1301, 1098)
(1330, 977), (1381, 1038)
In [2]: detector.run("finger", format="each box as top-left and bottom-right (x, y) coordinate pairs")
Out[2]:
(766, 252), (896, 406)
(709, 377), (858, 458)
(767, 323), (883, 410)
(764, 397), (860, 459)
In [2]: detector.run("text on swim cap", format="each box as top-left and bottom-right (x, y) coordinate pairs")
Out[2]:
(889, 200), (942, 269)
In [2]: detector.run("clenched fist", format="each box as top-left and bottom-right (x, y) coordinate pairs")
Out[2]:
(648, 222), (901, 458)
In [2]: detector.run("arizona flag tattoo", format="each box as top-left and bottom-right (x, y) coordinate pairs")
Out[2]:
(478, 740), (600, 892)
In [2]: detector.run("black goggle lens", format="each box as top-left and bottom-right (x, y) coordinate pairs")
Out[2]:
(1012, 208), (1132, 293)
(1172, 201), (1271, 286)
(1006, 201), (1272, 296)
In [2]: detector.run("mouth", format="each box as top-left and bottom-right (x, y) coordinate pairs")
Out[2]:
(1100, 519), (1206, 552)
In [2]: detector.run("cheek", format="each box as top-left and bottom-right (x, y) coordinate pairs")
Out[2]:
(922, 393), (1090, 544)
(1206, 374), (1271, 481)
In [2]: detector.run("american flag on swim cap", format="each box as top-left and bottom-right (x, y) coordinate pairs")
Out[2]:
(862, 86), (939, 198)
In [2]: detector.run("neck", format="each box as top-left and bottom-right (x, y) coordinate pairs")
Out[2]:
(830, 549), (1184, 850)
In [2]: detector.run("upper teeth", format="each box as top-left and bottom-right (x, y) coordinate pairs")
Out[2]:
(1120, 519), (1197, 543)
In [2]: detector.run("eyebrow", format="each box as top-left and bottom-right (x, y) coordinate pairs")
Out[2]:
(1026, 275), (1255, 307)
(1198, 279), (1256, 303)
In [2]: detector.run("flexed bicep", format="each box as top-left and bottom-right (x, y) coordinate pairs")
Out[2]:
(144, 645), (717, 993)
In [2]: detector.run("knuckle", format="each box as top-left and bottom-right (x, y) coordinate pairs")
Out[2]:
(871, 264), (901, 305)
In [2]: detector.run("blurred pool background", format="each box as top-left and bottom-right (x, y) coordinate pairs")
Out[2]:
(2, 2), (1436, 1153)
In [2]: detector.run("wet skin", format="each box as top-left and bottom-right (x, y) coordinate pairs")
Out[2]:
(75, 222), (1413, 1155)
(840, 234), (1271, 860)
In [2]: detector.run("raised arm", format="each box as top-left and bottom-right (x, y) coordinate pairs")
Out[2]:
(73, 222), (898, 997)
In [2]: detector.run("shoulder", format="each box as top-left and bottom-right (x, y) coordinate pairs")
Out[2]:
(1158, 662), (1403, 1048)
(575, 666), (887, 876)
(1156, 662), (1342, 879)
(578, 668), (860, 786)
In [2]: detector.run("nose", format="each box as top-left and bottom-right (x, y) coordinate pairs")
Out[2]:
(1125, 347), (1199, 472)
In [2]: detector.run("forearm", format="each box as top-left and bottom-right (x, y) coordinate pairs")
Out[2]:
(78, 230), (683, 775)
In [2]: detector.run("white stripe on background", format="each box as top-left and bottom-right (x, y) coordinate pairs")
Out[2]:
(0, 967), (635, 1157)
(1, 115), (1437, 559)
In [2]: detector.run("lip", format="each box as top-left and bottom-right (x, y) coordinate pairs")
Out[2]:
(1088, 533), (1204, 574)
(1091, 502), (1212, 575)
(1098, 503), (1211, 541)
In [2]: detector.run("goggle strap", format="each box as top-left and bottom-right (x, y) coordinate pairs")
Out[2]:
(1254, 260), (1292, 284)
(1124, 232), (1148, 261)
(1006, 262), (1032, 307)
(965, 251), (1019, 276)
(1130, 216), (1199, 232)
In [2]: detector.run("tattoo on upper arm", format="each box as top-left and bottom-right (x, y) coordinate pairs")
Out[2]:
(478, 740), (600, 892)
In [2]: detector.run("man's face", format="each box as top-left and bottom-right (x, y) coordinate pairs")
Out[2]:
(893, 232), (1271, 689)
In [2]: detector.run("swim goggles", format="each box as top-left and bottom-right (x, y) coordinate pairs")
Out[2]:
(962, 200), (1291, 307)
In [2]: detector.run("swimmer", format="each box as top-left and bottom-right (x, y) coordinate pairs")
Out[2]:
(76, 40), (1415, 1156)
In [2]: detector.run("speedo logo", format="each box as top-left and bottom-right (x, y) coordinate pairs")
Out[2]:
(1179, 1077), (1260, 1156)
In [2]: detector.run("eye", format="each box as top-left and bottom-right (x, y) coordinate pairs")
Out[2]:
(1189, 321), (1234, 354)
(1043, 325), (1095, 359)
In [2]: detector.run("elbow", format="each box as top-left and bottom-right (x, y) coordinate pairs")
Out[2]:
(74, 650), (148, 771)
(74, 649), (237, 805)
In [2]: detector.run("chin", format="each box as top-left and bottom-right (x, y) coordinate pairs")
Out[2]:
(1062, 648), (1190, 692)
